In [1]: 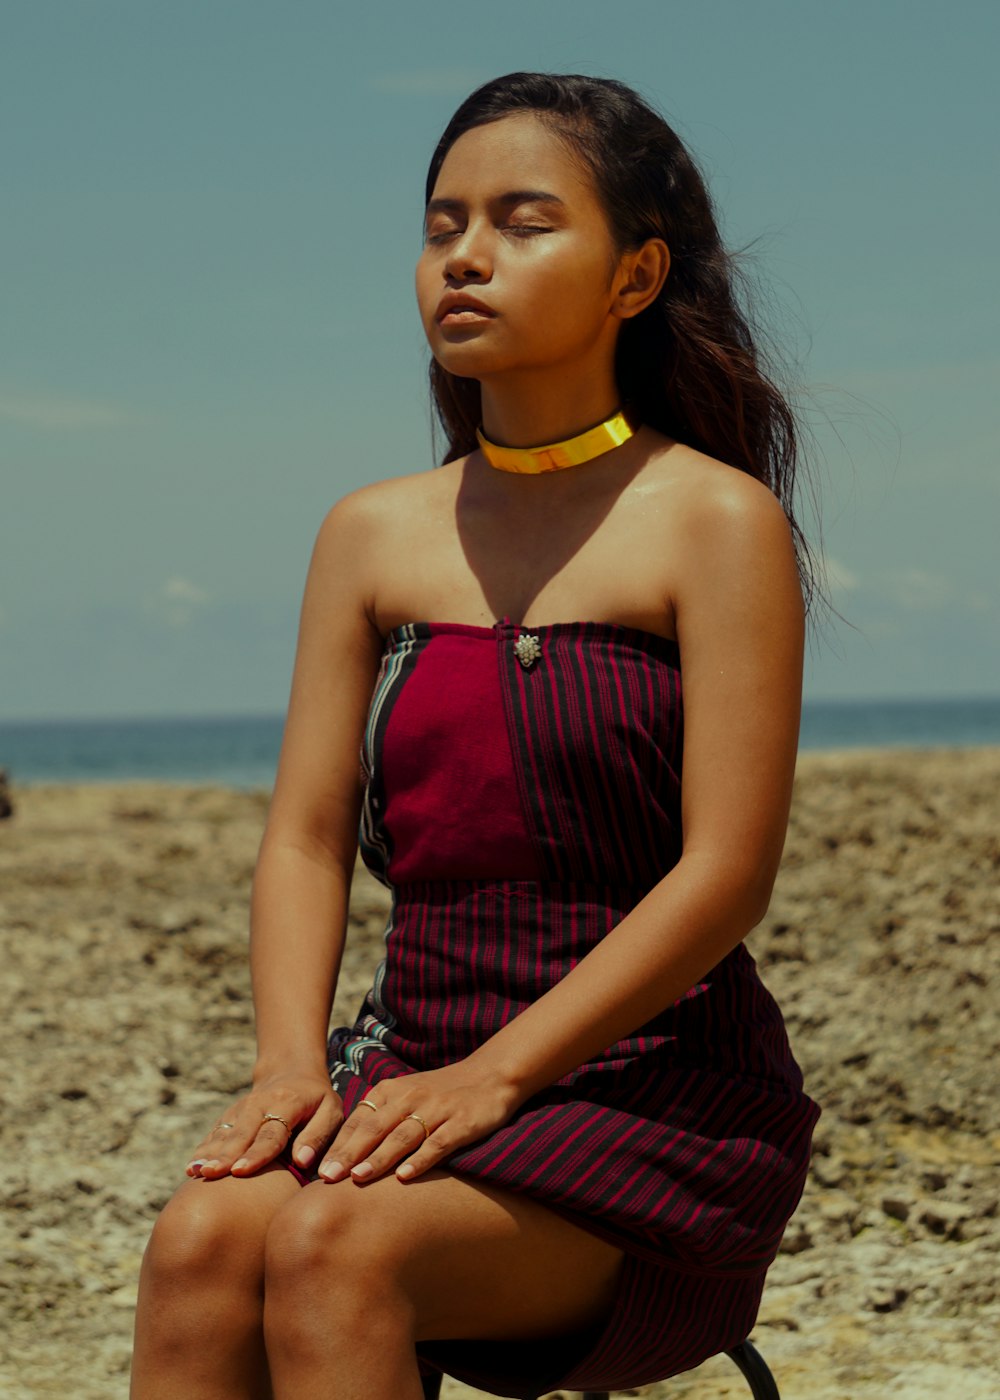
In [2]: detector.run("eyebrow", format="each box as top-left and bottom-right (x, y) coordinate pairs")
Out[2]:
(425, 189), (566, 218)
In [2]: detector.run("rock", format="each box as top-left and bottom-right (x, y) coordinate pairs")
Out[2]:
(866, 1280), (909, 1313)
(881, 1196), (911, 1221)
(918, 1201), (973, 1238)
(777, 1221), (813, 1255)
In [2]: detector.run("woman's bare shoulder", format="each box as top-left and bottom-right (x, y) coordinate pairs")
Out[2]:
(648, 441), (800, 637)
(656, 439), (784, 517)
(649, 441), (792, 560)
(317, 461), (456, 543)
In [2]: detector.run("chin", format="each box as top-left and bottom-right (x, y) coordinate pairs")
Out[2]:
(432, 347), (510, 379)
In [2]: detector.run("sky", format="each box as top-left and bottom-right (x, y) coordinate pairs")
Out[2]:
(2, 0), (997, 720)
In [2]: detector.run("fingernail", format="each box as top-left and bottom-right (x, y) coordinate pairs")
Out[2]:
(351, 1162), (373, 1179)
(320, 1162), (347, 1182)
(295, 1145), (316, 1169)
(231, 1158), (249, 1171)
(397, 1164), (415, 1179)
(187, 1159), (206, 1173)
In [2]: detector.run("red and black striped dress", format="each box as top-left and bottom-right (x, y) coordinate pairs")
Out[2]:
(322, 616), (821, 1397)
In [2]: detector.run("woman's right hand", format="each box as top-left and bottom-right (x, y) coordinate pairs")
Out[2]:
(185, 1069), (343, 1180)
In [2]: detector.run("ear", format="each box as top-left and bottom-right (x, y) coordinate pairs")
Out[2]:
(613, 238), (670, 319)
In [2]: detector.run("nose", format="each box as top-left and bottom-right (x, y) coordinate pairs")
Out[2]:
(444, 219), (492, 282)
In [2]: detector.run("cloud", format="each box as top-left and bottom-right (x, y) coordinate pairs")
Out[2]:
(146, 576), (210, 629)
(822, 554), (860, 595)
(369, 69), (485, 97)
(0, 391), (130, 430)
(881, 568), (991, 613)
(162, 577), (208, 605)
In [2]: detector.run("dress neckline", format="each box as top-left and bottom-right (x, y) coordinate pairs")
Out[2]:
(383, 617), (680, 657)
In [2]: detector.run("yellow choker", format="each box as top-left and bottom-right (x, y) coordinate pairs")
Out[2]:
(475, 405), (640, 474)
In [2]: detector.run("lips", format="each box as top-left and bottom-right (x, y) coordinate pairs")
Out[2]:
(436, 292), (497, 322)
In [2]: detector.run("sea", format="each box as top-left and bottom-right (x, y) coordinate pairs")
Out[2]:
(1, 697), (999, 789)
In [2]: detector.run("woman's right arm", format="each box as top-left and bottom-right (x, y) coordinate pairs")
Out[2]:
(184, 487), (388, 1180)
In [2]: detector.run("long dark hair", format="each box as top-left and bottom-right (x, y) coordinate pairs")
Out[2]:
(423, 70), (826, 616)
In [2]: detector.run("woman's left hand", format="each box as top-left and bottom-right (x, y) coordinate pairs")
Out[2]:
(318, 1059), (524, 1184)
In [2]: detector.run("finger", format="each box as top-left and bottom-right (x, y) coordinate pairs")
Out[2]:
(394, 1133), (446, 1181)
(348, 1117), (433, 1182)
(225, 1118), (295, 1177)
(331, 1097), (380, 1150)
(291, 1095), (344, 1171)
(318, 1101), (393, 1181)
(185, 1120), (253, 1177)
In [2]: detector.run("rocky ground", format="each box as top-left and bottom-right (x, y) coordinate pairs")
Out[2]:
(1, 748), (997, 1398)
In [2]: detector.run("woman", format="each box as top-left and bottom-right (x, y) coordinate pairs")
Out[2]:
(131, 71), (822, 1400)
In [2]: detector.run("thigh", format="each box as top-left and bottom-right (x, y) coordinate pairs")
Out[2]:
(277, 1166), (627, 1344)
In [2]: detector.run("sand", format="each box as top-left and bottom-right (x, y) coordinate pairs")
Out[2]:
(1, 749), (997, 1398)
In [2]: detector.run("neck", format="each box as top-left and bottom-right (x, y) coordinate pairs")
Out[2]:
(478, 374), (623, 449)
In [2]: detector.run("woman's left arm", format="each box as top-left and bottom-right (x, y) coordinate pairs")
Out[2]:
(319, 468), (805, 1183)
(463, 467), (805, 1102)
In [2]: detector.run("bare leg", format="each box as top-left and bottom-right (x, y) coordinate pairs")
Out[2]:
(130, 1164), (300, 1399)
(262, 1167), (626, 1400)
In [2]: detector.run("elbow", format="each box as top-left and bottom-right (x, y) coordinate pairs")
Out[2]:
(718, 869), (774, 936)
(734, 854), (779, 929)
(745, 875), (776, 930)
(679, 847), (778, 934)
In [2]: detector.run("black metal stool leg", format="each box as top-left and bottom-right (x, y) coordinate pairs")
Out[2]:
(419, 1367), (443, 1400)
(726, 1338), (780, 1400)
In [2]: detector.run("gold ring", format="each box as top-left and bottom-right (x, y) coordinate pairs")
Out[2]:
(357, 1098), (379, 1112)
(406, 1113), (430, 1140)
(261, 1113), (291, 1134)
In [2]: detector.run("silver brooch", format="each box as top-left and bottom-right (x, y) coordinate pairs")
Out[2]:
(513, 632), (542, 668)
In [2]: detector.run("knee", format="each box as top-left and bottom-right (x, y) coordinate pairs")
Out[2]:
(263, 1185), (400, 1301)
(263, 1186), (414, 1355)
(142, 1181), (257, 1293)
(264, 1186), (348, 1287)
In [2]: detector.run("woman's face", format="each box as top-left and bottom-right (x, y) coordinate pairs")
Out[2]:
(415, 112), (626, 381)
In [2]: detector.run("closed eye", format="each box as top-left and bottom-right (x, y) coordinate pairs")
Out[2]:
(424, 224), (553, 244)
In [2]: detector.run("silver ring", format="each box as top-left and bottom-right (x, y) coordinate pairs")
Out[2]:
(218, 1122), (236, 1131)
